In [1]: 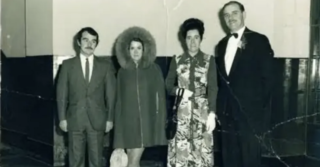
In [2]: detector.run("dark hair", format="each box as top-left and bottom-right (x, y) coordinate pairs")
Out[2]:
(222, 1), (245, 12)
(129, 37), (144, 51)
(76, 27), (99, 45)
(180, 18), (205, 40)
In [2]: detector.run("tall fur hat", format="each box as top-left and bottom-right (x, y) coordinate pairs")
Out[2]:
(115, 26), (157, 69)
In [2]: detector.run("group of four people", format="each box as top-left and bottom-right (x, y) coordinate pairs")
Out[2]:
(56, 1), (274, 167)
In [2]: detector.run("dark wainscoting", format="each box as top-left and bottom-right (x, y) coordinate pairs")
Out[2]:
(2, 52), (318, 165)
(266, 58), (308, 157)
(307, 123), (320, 159)
(306, 57), (320, 160)
(1, 51), (54, 164)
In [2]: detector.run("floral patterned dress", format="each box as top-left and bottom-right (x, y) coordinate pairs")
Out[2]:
(166, 51), (215, 167)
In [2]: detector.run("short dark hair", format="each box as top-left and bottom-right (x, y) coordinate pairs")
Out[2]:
(76, 27), (99, 45)
(180, 18), (205, 40)
(222, 1), (245, 12)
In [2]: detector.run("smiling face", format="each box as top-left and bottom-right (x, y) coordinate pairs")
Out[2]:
(129, 40), (143, 62)
(223, 3), (246, 33)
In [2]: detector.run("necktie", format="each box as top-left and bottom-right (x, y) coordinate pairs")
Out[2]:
(228, 33), (238, 38)
(85, 58), (89, 84)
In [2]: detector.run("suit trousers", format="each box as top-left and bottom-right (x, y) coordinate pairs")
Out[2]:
(221, 99), (262, 167)
(68, 112), (105, 167)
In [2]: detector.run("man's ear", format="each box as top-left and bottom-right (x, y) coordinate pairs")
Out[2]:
(242, 11), (247, 20)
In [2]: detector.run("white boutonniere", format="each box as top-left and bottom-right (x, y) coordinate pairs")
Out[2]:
(237, 36), (247, 50)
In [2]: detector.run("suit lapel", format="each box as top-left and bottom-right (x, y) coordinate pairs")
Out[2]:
(73, 57), (86, 88)
(228, 48), (242, 78)
(217, 37), (229, 78)
(228, 28), (252, 78)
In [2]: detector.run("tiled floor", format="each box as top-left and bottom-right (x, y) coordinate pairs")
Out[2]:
(0, 143), (51, 167)
(2, 142), (320, 167)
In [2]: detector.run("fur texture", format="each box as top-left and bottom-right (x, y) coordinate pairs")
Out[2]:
(115, 26), (157, 69)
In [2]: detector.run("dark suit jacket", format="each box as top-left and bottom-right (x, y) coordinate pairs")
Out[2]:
(56, 56), (116, 131)
(215, 28), (274, 132)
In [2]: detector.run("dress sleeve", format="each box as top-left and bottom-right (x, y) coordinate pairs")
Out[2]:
(105, 62), (117, 122)
(154, 64), (168, 144)
(113, 69), (125, 148)
(115, 69), (123, 117)
(165, 56), (178, 96)
(154, 64), (167, 107)
(154, 64), (167, 122)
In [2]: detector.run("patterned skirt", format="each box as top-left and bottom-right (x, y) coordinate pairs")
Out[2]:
(167, 98), (214, 167)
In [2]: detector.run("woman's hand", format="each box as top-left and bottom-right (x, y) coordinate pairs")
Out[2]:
(59, 120), (68, 132)
(176, 88), (193, 99)
(206, 112), (217, 133)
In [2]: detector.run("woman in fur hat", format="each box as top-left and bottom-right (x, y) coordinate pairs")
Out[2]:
(166, 18), (218, 167)
(113, 26), (167, 167)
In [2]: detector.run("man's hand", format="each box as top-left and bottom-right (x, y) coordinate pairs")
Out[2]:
(105, 121), (113, 133)
(59, 120), (68, 132)
(206, 112), (216, 133)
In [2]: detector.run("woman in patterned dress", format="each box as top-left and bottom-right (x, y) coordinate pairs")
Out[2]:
(166, 18), (219, 167)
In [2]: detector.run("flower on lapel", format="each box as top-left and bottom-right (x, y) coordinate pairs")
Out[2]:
(238, 35), (247, 50)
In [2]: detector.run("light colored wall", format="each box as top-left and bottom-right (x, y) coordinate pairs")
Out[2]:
(1, 0), (26, 57)
(52, 0), (279, 56)
(1, 0), (53, 57)
(26, 0), (53, 56)
(273, 0), (310, 57)
(1, 0), (311, 58)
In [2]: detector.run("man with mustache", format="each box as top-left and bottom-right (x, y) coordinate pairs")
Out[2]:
(213, 1), (274, 167)
(56, 27), (116, 167)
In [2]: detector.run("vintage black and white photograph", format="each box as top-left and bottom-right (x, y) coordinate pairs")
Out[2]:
(1, 0), (320, 167)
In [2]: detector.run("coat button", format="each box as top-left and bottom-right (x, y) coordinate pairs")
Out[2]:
(226, 81), (230, 84)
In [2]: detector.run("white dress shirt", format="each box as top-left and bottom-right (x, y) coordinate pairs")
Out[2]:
(224, 26), (246, 75)
(80, 54), (94, 82)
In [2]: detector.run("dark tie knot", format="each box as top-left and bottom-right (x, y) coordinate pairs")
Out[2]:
(228, 33), (238, 39)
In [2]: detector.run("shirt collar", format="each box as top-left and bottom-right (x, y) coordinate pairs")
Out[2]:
(185, 50), (203, 58)
(80, 53), (94, 61)
(232, 26), (246, 39)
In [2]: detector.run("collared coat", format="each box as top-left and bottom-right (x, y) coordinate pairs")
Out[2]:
(113, 27), (168, 148)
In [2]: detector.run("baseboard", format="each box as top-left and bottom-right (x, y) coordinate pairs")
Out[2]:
(307, 123), (320, 159)
(1, 128), (53, 165)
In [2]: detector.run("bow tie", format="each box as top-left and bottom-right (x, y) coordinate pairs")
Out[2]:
(228, 33), (238, 38)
